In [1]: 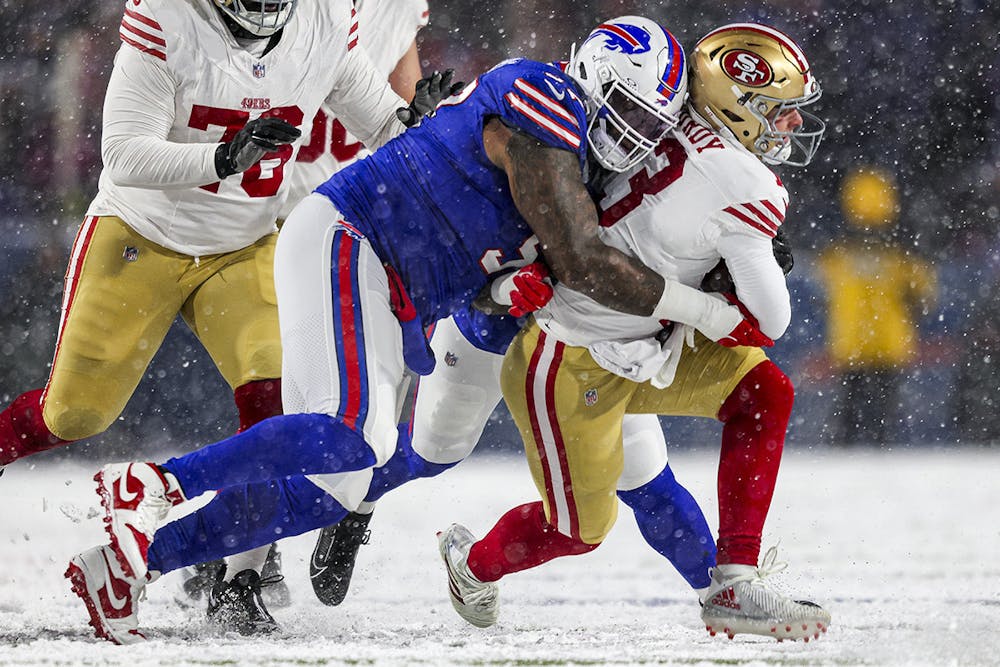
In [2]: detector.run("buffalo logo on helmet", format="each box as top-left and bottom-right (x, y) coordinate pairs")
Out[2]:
(588, 22), (652, 55)
(721, 49), (773, 87)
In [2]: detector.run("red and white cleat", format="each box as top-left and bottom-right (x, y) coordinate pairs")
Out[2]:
(95, 462), (184, 579)
(65, 544), (147, 645)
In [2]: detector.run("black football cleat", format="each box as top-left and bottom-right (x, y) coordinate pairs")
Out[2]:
(260, 543), (292, 608)
(179, 559), (225, 605)
(310, 511), (373, 606)
(206, 566), (280, 636)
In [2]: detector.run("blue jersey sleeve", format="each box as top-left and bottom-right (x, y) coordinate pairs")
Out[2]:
(488, 62), (589, 160)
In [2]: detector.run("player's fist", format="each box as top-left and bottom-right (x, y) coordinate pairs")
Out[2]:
(396, 69), (466, 127)
(716, 318), (774, 348)
(215, 117), (302, 179)
(715, 293), (773, 348)
(508, 262), (554, 317)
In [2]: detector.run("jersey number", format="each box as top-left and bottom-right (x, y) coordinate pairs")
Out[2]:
(479, 236), (540, 275)
(598, 138), (688, 227)
(189, 104), (305, 197)
(297, 109), (364, 164)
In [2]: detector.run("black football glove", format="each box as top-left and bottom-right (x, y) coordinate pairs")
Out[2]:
(395, 69), (465, 127)
(214, 117), (301, 179)
(700, 229), (796, 293)
(772, 227), (794, 275)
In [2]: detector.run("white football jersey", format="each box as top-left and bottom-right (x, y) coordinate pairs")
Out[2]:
(281, 0), (429, 218)
(535, 110), (791, 347)
(87, 0), (405, 257)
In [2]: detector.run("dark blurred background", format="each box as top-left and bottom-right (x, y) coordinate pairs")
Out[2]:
(1, 0), (998, 463)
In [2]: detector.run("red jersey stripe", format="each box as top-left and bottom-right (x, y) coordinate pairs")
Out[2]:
(119, 32), (166, 61)
(724, 205), (776, 238)
(120, 18), (166, 48)
(123, 7), (162, 31)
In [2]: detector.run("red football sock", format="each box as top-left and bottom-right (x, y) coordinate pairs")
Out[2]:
(715, 361), (793, 566)
(467, 501), (598, 583)
(234, 379), (283, 432)
(0, 389), (70, 465)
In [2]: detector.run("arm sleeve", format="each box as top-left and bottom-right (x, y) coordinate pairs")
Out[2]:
(324, 42), (409, 150)
(715, 227), (791, 340)
(100, 46), (220, 189)
(497, 69), (589, 159)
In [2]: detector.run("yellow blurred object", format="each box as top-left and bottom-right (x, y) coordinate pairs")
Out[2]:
(817, 245), (936, 368)
(840, 168), (899, 228)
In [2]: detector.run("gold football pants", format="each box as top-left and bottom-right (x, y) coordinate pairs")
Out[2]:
(501, 318), (767, 545)
(41, 216), (281, 441)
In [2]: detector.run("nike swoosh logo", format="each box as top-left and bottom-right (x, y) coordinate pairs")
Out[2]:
(118, 468), (139, 505)
(102, 552), (130, 611)
(544, 79), (566, 100)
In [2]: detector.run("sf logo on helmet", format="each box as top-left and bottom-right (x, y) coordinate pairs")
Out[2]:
(588, 22), (653, 55)
(721, 50), (773, 87)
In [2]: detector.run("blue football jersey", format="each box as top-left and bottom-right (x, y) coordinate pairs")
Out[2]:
(315, 58), (589, 326)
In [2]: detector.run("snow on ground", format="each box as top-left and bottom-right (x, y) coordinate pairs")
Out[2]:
(1, 446), (998, 666)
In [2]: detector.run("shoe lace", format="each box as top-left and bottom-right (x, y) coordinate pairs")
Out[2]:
(259, 574), (285, 589)
(716, 546), (788, 589)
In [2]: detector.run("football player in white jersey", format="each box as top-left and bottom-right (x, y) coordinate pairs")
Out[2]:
(0, 0), (449, 634)
(176, 0), (432, 632)
(438, 23), (833, 642)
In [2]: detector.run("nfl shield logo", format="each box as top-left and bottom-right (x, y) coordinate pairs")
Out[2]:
(253, 62), (266, 79)
(584, 388), (598, 407)
(122, 246), (139, 262)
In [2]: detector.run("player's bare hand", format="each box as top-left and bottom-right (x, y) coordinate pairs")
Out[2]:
(215, 117), (302, 179)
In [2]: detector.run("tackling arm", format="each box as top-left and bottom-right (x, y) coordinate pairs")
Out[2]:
(485, 122), (760, 346)
(490, 122), (663, 316)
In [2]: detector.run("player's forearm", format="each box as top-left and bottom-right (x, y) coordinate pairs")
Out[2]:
(102, 134), (219, 189)
(326, 43), (408, 149)
(718, 234), (791, 339)
(101, 47), (219, 189)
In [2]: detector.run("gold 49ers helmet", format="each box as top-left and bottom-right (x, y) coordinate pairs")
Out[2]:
(690, 23), (825, 166)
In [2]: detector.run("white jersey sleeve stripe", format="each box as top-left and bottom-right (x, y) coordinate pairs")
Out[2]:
(504, 92), (581, 149)
(120, 7), (166, 60)
(741, 201), (782, 231)
(119, 30), (167, 61)
(513, 79), (579, 128)
(723, 205), (776, 238)
(120, 18), (166, 48)
(347, 5), (359, 50)
(760, 198), (786, 222)
(123, 7), (162, 31)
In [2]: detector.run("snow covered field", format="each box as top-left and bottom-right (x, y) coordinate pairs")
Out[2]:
(1, 446), (997, 666)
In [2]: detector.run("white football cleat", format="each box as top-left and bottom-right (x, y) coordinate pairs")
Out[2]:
(65, 544), (147, 645)
(95, 462), (184, 579)
(437, 523), (499, 628)
(701, 547), (831, 642)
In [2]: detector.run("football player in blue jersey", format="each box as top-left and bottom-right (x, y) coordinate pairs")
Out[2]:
(65, 16), (770, 643)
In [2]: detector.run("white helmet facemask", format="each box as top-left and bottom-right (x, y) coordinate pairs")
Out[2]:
(214, 0), (298, 37)
(568, 17), (688, 173)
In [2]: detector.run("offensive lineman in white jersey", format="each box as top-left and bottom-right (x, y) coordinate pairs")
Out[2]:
(176, 0), (433, 630)
(0, 0), (448, 644)
(438, 24), (834, 641)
